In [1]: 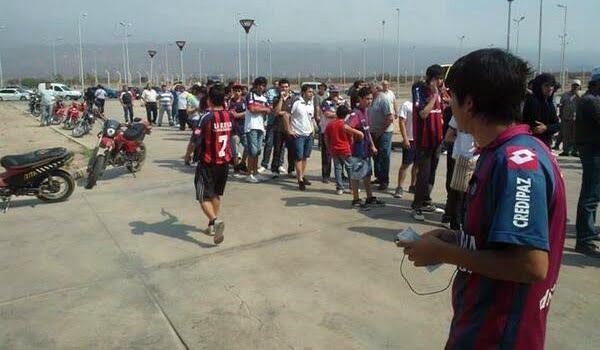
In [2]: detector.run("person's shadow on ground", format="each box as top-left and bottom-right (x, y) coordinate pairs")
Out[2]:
(129, 208), (215, 248)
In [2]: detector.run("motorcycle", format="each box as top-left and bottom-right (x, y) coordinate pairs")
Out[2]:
(85, 118), (152, 189)
(0, 147), (75, 213)
(72, 104), (102, 138)
(29, 94), (41, 116)
(62, 102), (85, 130)
(50, 99), (68, 125)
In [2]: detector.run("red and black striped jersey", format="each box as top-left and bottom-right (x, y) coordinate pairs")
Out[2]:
(190, 110), (233, 165)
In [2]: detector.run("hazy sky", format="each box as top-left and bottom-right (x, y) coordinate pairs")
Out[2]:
(1, 0), (597, 52)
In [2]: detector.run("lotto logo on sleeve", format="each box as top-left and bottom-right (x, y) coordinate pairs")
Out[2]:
(507, 146), (538, 170)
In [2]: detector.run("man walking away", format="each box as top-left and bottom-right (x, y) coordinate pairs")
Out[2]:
(183, 84), (233, 245)
(40, 82), (55, 126)
(120, 85), (135, 123)
(575, 67), (600, 257)
(158, 84), (173, 126)
(399, 48), (567, 349)
(94, 84), (107, 114)
(142, 84), (158, 125)
(411, 65), (446, 221)
(558, 79), (581, 156)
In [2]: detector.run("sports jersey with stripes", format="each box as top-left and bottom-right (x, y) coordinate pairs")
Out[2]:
(190, 110), (234, 165)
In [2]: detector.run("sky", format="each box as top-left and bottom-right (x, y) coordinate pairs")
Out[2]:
(0, 0), (598, 78)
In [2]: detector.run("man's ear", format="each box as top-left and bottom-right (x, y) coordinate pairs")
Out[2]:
(463, 95), (475, 118)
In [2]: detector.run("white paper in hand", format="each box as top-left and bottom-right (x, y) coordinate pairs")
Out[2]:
(396, 227), (442, 272)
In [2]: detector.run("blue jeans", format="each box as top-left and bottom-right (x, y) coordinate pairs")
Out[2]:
(373, 131), (393, 184)
(576, 145), (600, 246)
(261, 125), (275, 168)
(41, 104), (52, 125)
(333, 156), (351, 191)
(247, 130), (264, 158)
(294, 135), (313, 160)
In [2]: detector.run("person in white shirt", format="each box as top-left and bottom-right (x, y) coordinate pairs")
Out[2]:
(394, 99), (417, 198)
(94, 84), (107, 114)
(176, 84), (190, 131)
(158, 84), (174, 126)
(141, 84), (158, 125)
(288, 85), (316, 190)
(39, 82), (55, 126)
(244, 77), (272, 183)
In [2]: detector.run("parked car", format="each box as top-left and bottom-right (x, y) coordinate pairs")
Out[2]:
(5, 85), (34, 94)
(37, 83), (82, 100)
(0, 88), (29, 101)
(104, 87), (118, 99)
(301, 82), (323, 92)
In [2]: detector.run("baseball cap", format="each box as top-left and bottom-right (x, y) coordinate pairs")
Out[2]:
(329, 85), (340, 93)
(571, 79), (582, 86)
(591, 66), (600, 82)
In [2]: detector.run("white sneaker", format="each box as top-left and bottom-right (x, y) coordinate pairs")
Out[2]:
(336, 189), (344, 195)
(412, 209), (425, 222)
(206, 225), (215, 236)
(246, 174), (260, 183)
(233, 173), (246, 179)
(213, 220), (225, 244)
(277, 166), (287, 174)
(257, 166), (267, 173)
(256, 174), (270, 181)
(271, 171), (280, 178)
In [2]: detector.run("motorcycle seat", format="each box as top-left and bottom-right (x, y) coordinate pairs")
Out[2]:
(1, 147), (69, 169)
(123, 123), (145, 141)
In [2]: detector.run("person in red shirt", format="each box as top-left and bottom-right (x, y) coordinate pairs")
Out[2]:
(324, 105), (364, 195)
(183, 84), (233, 245)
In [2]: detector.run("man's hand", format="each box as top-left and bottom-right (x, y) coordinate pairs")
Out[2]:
(183, 154), (192, 166)
(371, 145), (378, 155)
(397, 234), (452, 267)
(402, 140), (410, 149)
(288, 130), (298, 138)
(533, 121), (548, 134)
(423, 229), (457, 244)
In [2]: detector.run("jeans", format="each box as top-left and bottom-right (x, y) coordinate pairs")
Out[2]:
(293, 135), (313, 160)
(261, 125), (275, 169)
(412, 144), (442, 209)
(576, 145), (600, 246)
(95, 98), (105, 114)
(332, 156), (351, 191)
(158, 104), (172, 125)
(41, 104), (52, 125)
(178, 110), (188, 130)
(122, 104), (134, 123)
(145, 102), (158, 123)
(246, 130), (264, 158)
(373, 131), (393, 185)
(319, 133), (332, 180)
(272, 131), (295, 173)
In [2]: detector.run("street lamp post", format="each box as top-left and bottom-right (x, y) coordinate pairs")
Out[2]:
(537, 0), (544, 74)
(338, 48), (343, 84)
(513, 16), (525, 54)
(175, 41), (186, 83)
(381, 20), (386, 81)
(236, 12), (242, 83)
(239, 19), (255, 87)
(396, 8), (401, 94)
(116, 70), (122, 85)
(105, 69), (110, 88)
(362, 38), (367, 81)
(262, 39), (272, 84)
(0, 25), (6, 87)
(78, 13), (87, 88)
(51, 37), (63, 78)
(458, 35), (466, 56)
(506, 0), (514, 52)
(254, 24), (259, 80)
(557, 4), (568, 90)
(137, 71), (141, 87)
(119, 21), (132, 85)
(198, 48), (203, 85)
(411, 45), (416, 84)
(148, 50), (157, 85)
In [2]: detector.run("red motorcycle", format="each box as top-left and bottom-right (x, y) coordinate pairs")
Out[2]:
(62, 102), (85, 130)
(0, 147), (75, 212)
(85, 118), (152, 189)
(50, 99), (68, 125)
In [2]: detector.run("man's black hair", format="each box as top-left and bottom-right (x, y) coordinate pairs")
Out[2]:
(278, 78), (289, 86)
(320, 83), (328, 90)
(254, 77), (268, 86)
(357, 86), (372, 99)
(353, 80), (365, 88)
(445, 48), (530, 125)
(531, 73), (557, 97)
(208, 84), (225, 107)
(425, 64), (444, 83)
(336, 105), (350, 119)
(301, 84), (313, 93)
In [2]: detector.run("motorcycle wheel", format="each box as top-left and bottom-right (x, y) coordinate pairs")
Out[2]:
(130, 144), (146, 172)
(36, 169), (75, 203)
(72, 121), (87, 137)
(64, 117), (76, 130)
(85, 155), (106, 189)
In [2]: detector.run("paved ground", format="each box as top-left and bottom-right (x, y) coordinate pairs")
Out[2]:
(0, 100), (598, 349)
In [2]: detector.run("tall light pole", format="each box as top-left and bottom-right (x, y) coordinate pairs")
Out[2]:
(381, 20), (386, 81)
(458, 35), (466, 56)
(239, 19), (255, 87)
(50, 37), (63, 78)
(513, 16), (525, 54)
(164, 43), (171, 84)
(175, 40), (186, 83)
(119, 21), (132, 85)
(338, 48), (343, 84)
(262, 39), (272, 84)
(362, 38), (367, 81)
(105, 69), (110, 88)
(254, 23), (259, 79)
(148, 50), (157, 85)
(78, 13), (87, 88)
(116, 70), (122, 85)
(537, 0), (544, 74)
(198, 48), (203, 84)
(411, 45), (416, 84)
(506, 0), (514, 52)
(557, 4), (568, 91)
(236, 12), (242, 83)
(0, 25), (6, 87)
(396, 8), (401, 93)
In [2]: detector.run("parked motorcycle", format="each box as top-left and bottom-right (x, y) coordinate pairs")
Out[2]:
(0, 147), (75, 212)
(85, 118), (151, 189)
(72, 104), (103, 138)
(62, 102), (85, 130)
(29, 94), (41, 116)
(50, 99), (68, 125)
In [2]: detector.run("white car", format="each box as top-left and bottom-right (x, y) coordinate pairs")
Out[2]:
(0, 88), (29, 101)
(37, 83), (82, 100)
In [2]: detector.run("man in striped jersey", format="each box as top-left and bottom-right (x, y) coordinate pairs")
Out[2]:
(158, 84), (173, 126)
